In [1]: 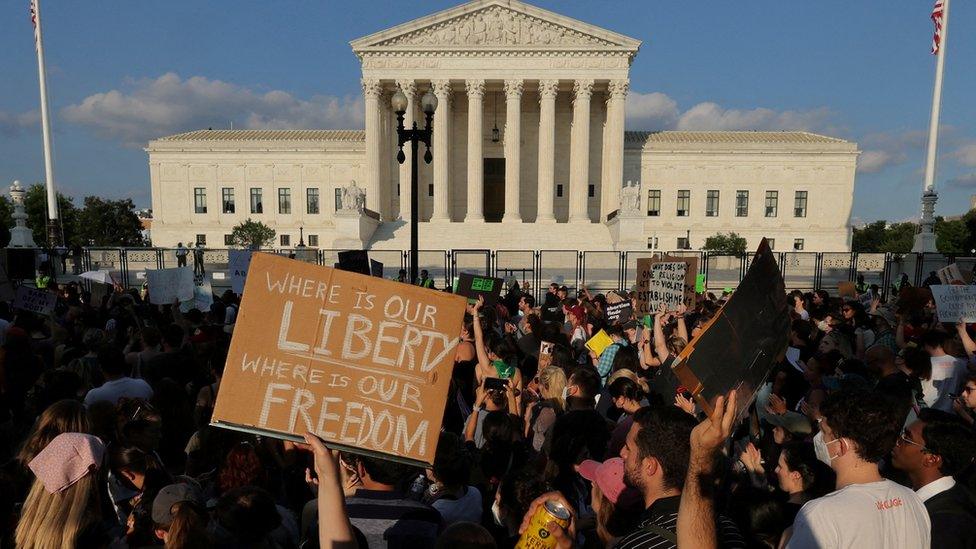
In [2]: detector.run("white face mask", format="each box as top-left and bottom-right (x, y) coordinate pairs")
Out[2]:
(812, 431), (841, 466)
(491, 500), (505, 527)
(816, 320), (829, 332)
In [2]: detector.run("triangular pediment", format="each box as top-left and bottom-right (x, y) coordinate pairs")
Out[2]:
(350, 0), (641, 53)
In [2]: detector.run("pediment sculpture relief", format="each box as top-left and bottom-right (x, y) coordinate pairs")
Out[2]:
(377, 6), (613, 48)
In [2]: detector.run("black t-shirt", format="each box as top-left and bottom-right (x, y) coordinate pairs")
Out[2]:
(647, 356), (681, 405)
(875, 371), (915, 406)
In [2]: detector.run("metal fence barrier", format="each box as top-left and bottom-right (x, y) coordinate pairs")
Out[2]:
(23, 248), (971, 303)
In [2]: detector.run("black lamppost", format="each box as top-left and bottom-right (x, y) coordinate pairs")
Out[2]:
(392, 85), (437, 284)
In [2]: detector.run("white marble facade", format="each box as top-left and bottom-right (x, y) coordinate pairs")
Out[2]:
(147, 0), (859, 251)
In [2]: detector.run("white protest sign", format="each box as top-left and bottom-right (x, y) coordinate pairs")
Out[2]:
(147, 267), (195, 305)
(180, 279), (215, 313)
(937, 264), (968, 285)
(13, 286), (57, 315)
(931, 285), (976, 323)
(229, 249), (253, 294)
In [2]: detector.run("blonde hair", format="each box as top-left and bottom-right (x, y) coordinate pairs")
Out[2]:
(538, 366), (568, 412)
(606, 369), (649, 395)
(15, 473), (102, 549)
(17, 400), (90, 466)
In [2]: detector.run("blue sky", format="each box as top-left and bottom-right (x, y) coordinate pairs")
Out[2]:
(1, 0), (974, 223)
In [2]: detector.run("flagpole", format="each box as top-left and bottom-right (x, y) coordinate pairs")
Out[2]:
(31, 0), (61, 246)
(913, 0), (949, 253)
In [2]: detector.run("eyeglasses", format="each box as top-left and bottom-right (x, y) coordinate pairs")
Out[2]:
(963, 386), (976, 394)
(896, 431), (928, 452)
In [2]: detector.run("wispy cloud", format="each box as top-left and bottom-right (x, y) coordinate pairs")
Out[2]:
(0, 110), (39, 138)
(61, 72), (365, 147)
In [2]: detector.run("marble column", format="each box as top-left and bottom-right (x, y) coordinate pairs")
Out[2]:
(431, 80), (453, 222)
(601, 79), (628, 222)
(502, 79), (523, 222)
(569, 79), (594, 223)
(465, 79), (485, 222)
(536, 80), (559, 223)
(395, 79), (416, 221)
(362, 78), (384, 218)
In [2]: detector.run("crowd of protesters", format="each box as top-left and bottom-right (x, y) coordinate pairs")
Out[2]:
(2, 260), (976, 549)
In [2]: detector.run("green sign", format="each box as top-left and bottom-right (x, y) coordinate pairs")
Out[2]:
(471, 277), (495, 292)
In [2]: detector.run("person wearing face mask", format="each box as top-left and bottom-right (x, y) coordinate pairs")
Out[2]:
(785, 388), (930, 548)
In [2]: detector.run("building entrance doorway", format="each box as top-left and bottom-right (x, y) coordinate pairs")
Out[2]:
(483, 158), (505, 222)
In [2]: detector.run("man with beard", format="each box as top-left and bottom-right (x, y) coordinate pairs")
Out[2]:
(614, 406), (745, 548)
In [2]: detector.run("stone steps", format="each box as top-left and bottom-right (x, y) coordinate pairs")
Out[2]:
(368, 219), (615, 250)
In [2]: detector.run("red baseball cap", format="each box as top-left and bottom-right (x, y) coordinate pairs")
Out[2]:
(577, 457), (627, 504)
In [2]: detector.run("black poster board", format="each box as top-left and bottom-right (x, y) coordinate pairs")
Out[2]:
(456, 273), (504, 306)
(672, 239), (790, 420)
(337, 250), (371, 276)
(370, 259), (384, 278)
(606, 302), (633, 324)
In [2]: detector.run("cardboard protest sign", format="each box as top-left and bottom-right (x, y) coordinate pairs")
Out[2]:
(837, 281), (857, 298)
(147, 267), (194, 305)
(211, 253), (467, 467)
(937, 263), (969, 285)
(671, 239), (790, 420)
(931, 285), (976, 323)
(337, 250), (371, 276)
(456, 273), (504, 306)
(180, 279), (214, 313)
(229, 249), (253, 294)
(585, 330), (614, 357)
(13, 286), (56, 315)
(634, 256), (699, 316)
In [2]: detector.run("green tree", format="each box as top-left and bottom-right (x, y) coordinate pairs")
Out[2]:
(75, 196), (146, 246)
(24, 183), (78, 246)
(935, 216), (969, 254)
(878, 222), (917, 254)
(230, 219), (275, 249)
(703, 232), (747, 254)
(0, 196), (12, 247)
(852, 220), (888, 252)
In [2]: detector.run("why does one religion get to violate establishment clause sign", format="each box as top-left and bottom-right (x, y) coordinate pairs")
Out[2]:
(634, 256), (699, 316)
(211, 253), (467, 466)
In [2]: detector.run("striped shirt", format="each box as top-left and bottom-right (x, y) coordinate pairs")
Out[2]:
(344, 489), (443, 549)
(613, 495), (745, 549)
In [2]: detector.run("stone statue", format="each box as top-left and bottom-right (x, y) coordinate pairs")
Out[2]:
(8, 180), (37, 247)
(620, 180), (641, 215)
(339, 181), (365, 213)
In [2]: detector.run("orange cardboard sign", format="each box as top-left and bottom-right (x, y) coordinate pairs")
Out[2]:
(211, 253), (467, 466)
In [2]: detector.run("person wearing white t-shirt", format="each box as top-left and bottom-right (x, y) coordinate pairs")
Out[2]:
(786, 387), (930, 549)
(923, 331), (967, 412)
(84, 346), (153, 407)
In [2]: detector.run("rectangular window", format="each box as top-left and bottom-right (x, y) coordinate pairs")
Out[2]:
(429, 183), (434, 197)
(224, 234), (234, 246)
(647, 190), (661, 216)
(706, 190), (720, 217)
(767, 238), (775, 250)
(194, 188), (207, 214)
(221, 188), (235, 214)
(280, 234), (290, 247)
(735, 190), (749, 217)
(306, 188), (320, 214)
(588, 184), (595, 198)
(249, 188), (263, 214)
(794, 238), (804, 251)
(308, 235), (318, 247)
(646, 236), (659, 250)
(676, 190), (690, 217)
(195, 234), (206, 245)
(556, 184), (564, 198)
(397, 183), (400, 197)
(765, 191), (778, 217)
(335, 188), (343, 211)
(794, 191), (808, 217)
(278, 188), (291, 214)
(677, 237), (689, 250)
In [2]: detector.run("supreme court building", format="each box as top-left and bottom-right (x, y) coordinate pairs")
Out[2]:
(148, 0), (859, 252)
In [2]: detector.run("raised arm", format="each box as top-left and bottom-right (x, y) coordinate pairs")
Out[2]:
(676, 303), (689, 342)
(653, 304), (670, 362)
(957, 322), (976, 362)
(304, 433), (359, 549)
(468, 297), (493, 382)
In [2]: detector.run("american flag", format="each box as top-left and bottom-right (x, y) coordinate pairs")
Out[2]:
(931, 0), (945, 54)
(29, 0), (39, 50)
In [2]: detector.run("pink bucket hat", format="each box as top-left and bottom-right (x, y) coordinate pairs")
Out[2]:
(28, 433), (105, 493)
(578, 457), (627, 504)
